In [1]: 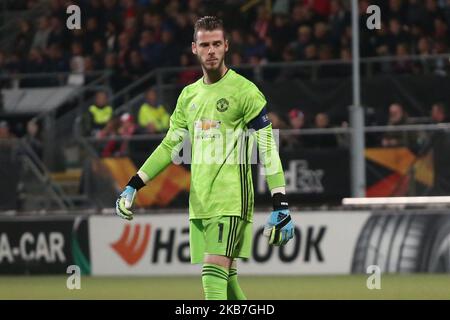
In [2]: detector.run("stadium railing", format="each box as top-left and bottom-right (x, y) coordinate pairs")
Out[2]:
(105, 53), (450, 118)
(75, 122), (450, 208)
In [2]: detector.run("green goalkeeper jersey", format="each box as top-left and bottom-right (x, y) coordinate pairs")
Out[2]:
(139, 69), (285, 222)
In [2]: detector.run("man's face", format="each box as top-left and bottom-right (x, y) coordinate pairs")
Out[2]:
(192, 29), (228, 72)
(146, 90), (157, 104)
(389, 104), (403, 123)
(315, 113), (329, 128)
(96, 92), (108, 106)
(290, 116), (304, 129)
(431, 105), (445, 122)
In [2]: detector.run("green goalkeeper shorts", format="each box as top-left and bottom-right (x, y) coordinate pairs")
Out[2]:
(189, 215), (252, 264)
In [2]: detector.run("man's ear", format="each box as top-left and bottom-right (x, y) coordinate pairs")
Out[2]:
(192, 42), (197, 55)
(224, 39), (229, 53)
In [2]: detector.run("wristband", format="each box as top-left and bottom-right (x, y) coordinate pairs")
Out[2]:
(272, 192), (288, 211)
(127, 174), (146, 191)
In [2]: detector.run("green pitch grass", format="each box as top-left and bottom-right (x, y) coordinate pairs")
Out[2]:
(0, 274), (449, 299)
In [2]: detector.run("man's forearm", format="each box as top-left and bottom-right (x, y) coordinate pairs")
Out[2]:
(138, 143), (173, 182)
(255, 124), (286, 191)
(136, 128), (187, 184)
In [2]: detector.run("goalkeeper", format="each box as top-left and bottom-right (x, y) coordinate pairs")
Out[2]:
(115, 16), (294, 300)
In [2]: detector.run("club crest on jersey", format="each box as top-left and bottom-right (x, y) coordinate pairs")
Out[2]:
(216, 98), (229, 112)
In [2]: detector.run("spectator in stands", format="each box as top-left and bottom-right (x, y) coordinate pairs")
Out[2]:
(47, 16), (66, 48)
(386, 18), (410, 55)
(381, 103), (412, 147)
(289, 25), (312, 60)
(3, 53), (20, 75)
(67, 42), (86, 85)
(268, 14), (293, 55)
(0, 121), (15, 139)
(117, 32), (132, 70)
(393, 43), (414, 74)
(268, 111), (289, 130)
(117, 112), (138, 155)
(83, 56), (97, 82)
(418, 101), (450, 195)
(139, 30), (161, 68)
(229, 30), (245, 58)
(431, 102), (448, 123)
(0, 52), (7, 85)
(313, 22), (331, 48)
(275, 47), (297, 81)
(414, 36), (433, 72)
(159, 28), (180, 67)
(243, 32), (266, 63)
(329, 0), (348, 47)
(105, 21), (119, 52)
(387, 102), (409, 125)
(285, 108), (306, 150)
(266, 110), (291, 149)
(125, 50), (146, 81)
(97, 117), (121, 157)
(123, 16), (138, 47)
(288, 108), (306, 130)
(47, 44), (69, 73)
(84, 17), (102, 54)
(431, 40), (449, 76)
(23, 48), (47, 75)
(15, 20), (33, 58)
(178, 52), (201, 86)
(253, 5), (271, 40)
(23, 119), (43, 159)
(70, 42), (84, 72)
(137, 88), (170, 134)
(92, 39), (106, 70)
(104, 52), (126, 91)
(87, 91), (113, 136)
(230, 52), (243, 67)
(307, 112), (338, 149)
(31, 16), (51, 51)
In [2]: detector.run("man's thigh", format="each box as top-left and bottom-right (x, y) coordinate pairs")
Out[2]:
(189, 216), (252, 264)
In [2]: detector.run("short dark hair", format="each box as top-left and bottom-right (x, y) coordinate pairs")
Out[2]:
(193, 16), (225, 42)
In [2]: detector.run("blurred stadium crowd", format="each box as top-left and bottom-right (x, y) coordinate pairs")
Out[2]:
(1, 0), (450, 154)
(2, 0), (450, 82)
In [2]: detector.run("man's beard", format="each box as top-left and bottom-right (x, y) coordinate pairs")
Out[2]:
(200, 55), (224, 71)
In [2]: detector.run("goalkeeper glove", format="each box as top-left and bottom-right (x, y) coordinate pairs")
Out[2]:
(115, 174), (146, 220)
(263, 193), (295, 246)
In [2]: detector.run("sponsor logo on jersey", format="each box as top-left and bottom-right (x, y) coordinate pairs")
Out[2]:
(216, 98), (229, 112)
(194, 119), (221, 131)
